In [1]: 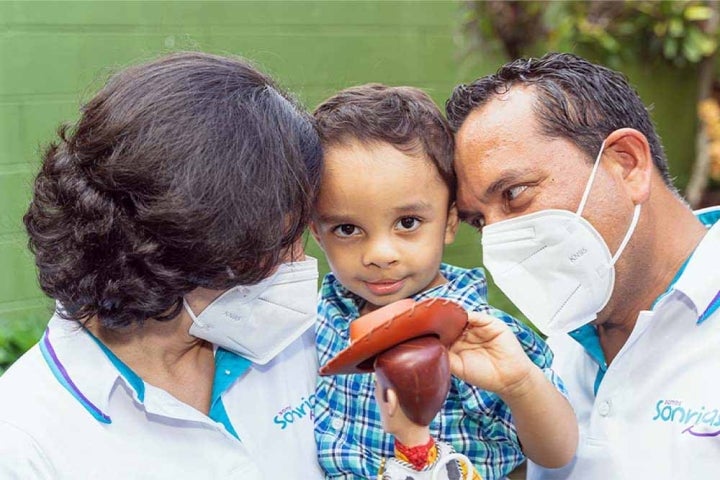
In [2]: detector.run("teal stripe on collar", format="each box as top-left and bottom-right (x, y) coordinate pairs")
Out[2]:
(85, 329), (145, 402)
(570, 207), (719, 395)
(697, 206), (720, 227)
(212, 348), (251, 399)
(569, 325), (607, 396)
(650, 254), (691, 310)
(698, 291), (720, 325)
(40, 328), (111, 424)
(654, 208), (718, 320)
(210, 348), (251, 439)
(209, 398), (239, 439)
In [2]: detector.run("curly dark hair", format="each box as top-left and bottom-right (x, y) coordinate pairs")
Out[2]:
(23, 52), (322, 329)
(313, 83), (456, 201)
(446, 52), (674, 189)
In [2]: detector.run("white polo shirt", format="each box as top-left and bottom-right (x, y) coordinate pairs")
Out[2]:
(528, 206), (720, 480)
(0, 314), (324, 479)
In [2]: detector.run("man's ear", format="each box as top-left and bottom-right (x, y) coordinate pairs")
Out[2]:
(603, 128), (653, 205)
(444, 203), (459, 245)
(308, 221), (325, 252)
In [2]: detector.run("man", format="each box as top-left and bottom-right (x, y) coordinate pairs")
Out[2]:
(445, 52), (720, 479)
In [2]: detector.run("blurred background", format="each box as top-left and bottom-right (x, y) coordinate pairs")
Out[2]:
(2, 0), (720, 374)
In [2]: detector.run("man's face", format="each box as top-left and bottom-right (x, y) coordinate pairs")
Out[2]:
(454, 87), (628, 253)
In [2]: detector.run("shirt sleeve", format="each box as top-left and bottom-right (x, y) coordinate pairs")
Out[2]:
(0, 422), (54, 479)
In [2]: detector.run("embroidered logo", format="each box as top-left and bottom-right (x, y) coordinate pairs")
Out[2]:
(273, 394), (316, 430)
(652, 399), (720, 437)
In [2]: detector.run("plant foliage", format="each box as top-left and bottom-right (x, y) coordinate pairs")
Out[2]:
(462, 0), (718, 67)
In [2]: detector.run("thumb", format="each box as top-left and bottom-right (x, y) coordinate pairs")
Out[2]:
(447, 349), (468, 380)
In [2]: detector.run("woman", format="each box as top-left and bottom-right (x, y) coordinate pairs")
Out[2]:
(0, 52), (323, 479)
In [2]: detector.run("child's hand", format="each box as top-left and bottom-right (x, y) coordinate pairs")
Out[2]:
(450, 312), (579, 468)
(448, 312), (537, 399)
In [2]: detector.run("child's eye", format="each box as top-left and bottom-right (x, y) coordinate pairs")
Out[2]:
(396, 217), (421, 232)
(332, 224), (360, 237)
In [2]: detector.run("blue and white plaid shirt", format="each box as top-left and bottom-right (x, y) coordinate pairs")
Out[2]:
(314, 263), (566, 480)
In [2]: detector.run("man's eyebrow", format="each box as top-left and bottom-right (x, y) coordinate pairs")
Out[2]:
(484, 169), (530, 199)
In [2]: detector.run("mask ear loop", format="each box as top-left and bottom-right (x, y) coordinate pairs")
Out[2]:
(576, 140), (607, 217)
(611, 204), (642, 265)
(183, 299), (205, 327)
(574, 139), (642, 265)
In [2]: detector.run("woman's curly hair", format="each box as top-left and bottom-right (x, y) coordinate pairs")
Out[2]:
(23, 52), (322, 329)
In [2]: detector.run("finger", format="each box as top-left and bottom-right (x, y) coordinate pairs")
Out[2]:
(447, 351), (465, 377)
(466, 311), (499, 328)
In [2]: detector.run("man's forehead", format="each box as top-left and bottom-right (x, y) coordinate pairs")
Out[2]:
(456, 86), (539, 141)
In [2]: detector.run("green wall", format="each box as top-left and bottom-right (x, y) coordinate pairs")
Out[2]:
(0, 1), (506, 361)
(0, 1), (700, 363)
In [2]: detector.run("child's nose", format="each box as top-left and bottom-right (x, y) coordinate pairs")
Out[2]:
(363, 236), (399, 268)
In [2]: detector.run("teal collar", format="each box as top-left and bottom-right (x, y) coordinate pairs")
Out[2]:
(85, 329), (146, 402)
(570, 207), (720, 395)
(86, 330), (250, 438)
(569, 227), (696, 396)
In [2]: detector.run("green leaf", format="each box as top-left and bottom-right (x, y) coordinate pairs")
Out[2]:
(654, 21), (669, 37)
(685, 25), (718, 59)
(684, 5), (713, 22)
(664, 37), (679, 58)
(600, 34), (621, 53)
(700, 36), (718, 55)
(683, 38), (703, 62)
(669, 17), (685, 37)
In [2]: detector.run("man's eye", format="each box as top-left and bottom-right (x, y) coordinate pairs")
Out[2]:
(333, 224), (359, 237)
(506, 185), (528, 201)
(397, 217), (421, 232)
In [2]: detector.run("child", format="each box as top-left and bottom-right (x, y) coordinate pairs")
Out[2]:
(310, 84), (577, 479)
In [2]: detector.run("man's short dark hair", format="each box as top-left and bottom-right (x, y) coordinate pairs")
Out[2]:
(446, 52), (673, 188)
(313, 84), (456, 201)
(24, 51), (322, 329)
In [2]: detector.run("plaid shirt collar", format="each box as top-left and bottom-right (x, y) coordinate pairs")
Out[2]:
(319, 263), (488, 335)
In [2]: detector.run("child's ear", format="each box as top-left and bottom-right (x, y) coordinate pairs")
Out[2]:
(308, 220), (325, 251)
(444, 203), (459, 245)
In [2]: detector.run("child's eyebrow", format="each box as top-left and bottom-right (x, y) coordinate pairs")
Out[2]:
(315, 202), (434, 225)
(315, 213), (355, 225)
(392, 202), (434, 214)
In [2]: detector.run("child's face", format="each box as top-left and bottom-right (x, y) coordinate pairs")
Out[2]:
(311, 140), (458, 313)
